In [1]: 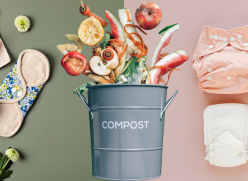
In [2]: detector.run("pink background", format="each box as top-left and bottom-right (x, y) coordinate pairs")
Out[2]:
(125, 0), (248, 180)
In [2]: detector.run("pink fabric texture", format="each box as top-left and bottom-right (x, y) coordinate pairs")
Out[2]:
(0, 38), (10, 68)
(193, 25), (248, 94)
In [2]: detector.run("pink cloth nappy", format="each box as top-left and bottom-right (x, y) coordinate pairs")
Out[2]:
(193, 25), (248, 94)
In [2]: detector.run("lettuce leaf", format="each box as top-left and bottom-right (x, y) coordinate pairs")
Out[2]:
(115, 56), (147, 84)
(73, 82), (95, 95)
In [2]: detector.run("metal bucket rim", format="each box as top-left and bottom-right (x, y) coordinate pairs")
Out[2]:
(86, 84), (168, 89)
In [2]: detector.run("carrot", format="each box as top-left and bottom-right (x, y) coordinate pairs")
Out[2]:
(106, 31), (113, 38)
(108, 24), (148, 63)
(123, 24), (148, 62)
(108, 39), (128, 60)
(160, 53), (170, 58)
(125, 8), (131, 22)
(79, 1), (108, 27)
(118, 44), (128, 60)
(79, 4), (90, 16)
(109, 71), (115, 81)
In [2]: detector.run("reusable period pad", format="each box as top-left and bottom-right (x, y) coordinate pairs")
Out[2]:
(0, 37), (11, 68)
(193, 25), (248, 94)
(204, 103), (248, 167)
(0, 49), (50, 137)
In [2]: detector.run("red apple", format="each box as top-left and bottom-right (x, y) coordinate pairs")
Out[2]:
(82, 62), (92, 75)
(135, 2), (162, 30)
(61, 51), (87, 76)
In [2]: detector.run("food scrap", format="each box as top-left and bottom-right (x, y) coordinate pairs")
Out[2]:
(57, 34), (83, 55)
(79, 0), (108, 27)
(57, 2), (189, 87)
(61, 51), (87, 76)
(135, 2), (162, 30)
(78, 17), (104, 46)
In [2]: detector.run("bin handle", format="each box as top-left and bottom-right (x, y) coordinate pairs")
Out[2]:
(76, 90), (94, 120)
(160, 90), (178, 120)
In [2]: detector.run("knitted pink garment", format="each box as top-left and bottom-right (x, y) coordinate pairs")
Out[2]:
(193, 25), (248, 94)
(0, 38), (10, 68)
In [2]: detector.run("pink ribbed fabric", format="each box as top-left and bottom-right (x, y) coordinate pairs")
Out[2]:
(0, 104), (19, 135)
(0, 49), (50, 137)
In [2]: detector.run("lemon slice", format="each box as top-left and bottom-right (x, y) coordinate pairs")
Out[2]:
(78, 17), (104, 46)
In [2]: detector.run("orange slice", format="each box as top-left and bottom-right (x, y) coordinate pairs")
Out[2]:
(78, 17), (104, 46)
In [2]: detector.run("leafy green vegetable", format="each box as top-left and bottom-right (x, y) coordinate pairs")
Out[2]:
(115, 56), (147, 84)
(115, 57), (135, 81)
(102, 33), (111, 50)
(73, 82), (95, 95)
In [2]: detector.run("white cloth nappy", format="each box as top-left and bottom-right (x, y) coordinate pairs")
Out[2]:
(204, 103), (248, 167)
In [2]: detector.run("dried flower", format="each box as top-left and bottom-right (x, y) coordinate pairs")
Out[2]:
(14, 15), (31, 32)
(5, 148), (19, 162)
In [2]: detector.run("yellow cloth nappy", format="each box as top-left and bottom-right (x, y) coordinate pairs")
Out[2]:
(204, 103), (248, 167)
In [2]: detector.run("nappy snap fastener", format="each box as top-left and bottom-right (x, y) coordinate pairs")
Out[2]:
(17, 91), (23, 97)
(214, 35), (218, 40)
(226, 54), (230, 57)
(218, 36), (222, 41)
(222, 37), (227, 42)
(208, 45), (214, 49)
(227, 76), (231, 80)
(210, 35), (214, 39)
(208, 68), (212, 72)
(230, 37), (235, 42)
(244, 43), (248, 47)
(226, 65), (230, 70)
(238, 35), (243, 39)
(207, 77), (211, 81)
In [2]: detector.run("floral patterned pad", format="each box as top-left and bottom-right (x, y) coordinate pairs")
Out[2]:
(0, 63), (43, 116)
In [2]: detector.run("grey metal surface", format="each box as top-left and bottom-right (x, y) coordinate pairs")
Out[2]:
(79, 84), (177, 180)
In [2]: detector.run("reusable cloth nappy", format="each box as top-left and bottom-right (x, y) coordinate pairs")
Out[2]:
(193, 25), (248, 94)
(0, 49), (50, 137)
(204, 103), (248, 167)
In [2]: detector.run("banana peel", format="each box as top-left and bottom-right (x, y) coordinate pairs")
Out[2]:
(65, 34), (83, 53)
(57, 34), (84, 55)
(87, 73), (111, 84)
(57, 44), (69, 55)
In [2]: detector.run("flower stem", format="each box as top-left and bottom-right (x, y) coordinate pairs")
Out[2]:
(0, 158), (10, 175)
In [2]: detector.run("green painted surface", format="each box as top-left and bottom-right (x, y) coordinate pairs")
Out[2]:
(0, 0), (123, 180)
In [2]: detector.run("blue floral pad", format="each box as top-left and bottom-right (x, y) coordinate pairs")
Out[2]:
(0, 63), (43, 116)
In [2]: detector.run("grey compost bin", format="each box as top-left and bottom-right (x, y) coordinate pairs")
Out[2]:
(76, 84), (178, 180)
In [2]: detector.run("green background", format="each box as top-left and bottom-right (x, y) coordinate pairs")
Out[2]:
(0, 0), (123, 180)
